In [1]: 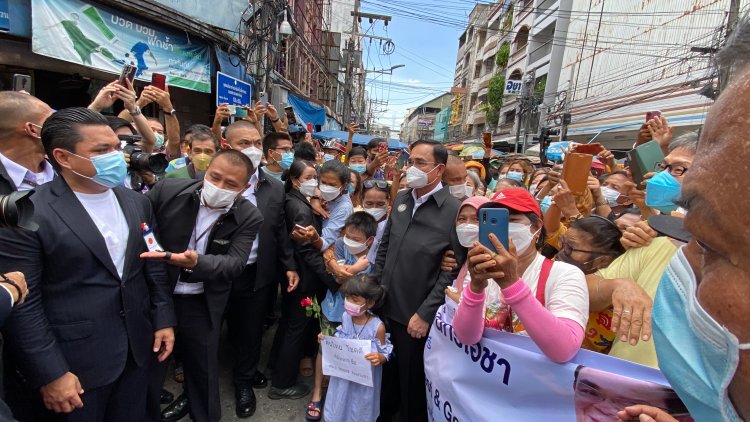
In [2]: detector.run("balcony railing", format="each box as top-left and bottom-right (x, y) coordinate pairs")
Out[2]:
(509, 44), (527, 67)
(528, 40), (552, 65)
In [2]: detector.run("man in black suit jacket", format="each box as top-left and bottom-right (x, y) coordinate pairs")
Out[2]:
(222, 124), (299, 418)
(0, 108), (176, 422)
(374, 140), (464, 422)
(144, 149), (263, 422)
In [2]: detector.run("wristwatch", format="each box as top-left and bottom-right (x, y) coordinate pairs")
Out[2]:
(130, 106), (142, 116)
(165, 109), (177, 116)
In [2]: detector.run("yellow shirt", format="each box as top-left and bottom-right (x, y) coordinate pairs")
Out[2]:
(586, 237), (678, 368)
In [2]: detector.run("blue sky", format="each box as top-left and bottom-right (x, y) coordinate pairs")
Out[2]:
(358, 2), (477, 131)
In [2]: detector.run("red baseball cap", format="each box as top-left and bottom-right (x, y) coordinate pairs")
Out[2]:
(485, 189), (542, 220)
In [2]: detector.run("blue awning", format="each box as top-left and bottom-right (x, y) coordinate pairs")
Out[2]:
(215, 49), (254, 85)
(288, 94), (326, 126)
(312, 130), (407, 150)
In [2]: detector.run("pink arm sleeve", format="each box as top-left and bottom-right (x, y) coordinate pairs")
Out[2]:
(502, 279), (584, 363)
(452, 283), (486, 346)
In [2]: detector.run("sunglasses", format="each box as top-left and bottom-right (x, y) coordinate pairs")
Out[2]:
(363, 179), (389, 189)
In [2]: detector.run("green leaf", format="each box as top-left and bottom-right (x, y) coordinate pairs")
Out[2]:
(306, 310), (312, 317)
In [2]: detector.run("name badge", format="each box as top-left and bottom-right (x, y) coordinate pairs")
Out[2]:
(397, 204), (407, 213)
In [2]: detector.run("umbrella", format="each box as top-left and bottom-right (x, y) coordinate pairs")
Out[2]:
(459, 145), (503, 158)
(311, 130), (407, 150)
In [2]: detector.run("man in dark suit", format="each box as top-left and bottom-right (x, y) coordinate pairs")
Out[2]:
(375, 139), (464, 422)
(223, 124), (299, 418)
(0, 108), (176, 421)
(144, 149), (263, 422)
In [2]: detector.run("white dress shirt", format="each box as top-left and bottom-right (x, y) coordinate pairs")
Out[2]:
(243, 170), (260, 265)
(174, 205), (225, 295)
(411, 182), (444, 217)
(74, 190), (129, 278)
(0, 152), (55, 191)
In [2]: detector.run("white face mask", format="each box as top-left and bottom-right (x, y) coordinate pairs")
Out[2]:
(600, 186), (621, 207)
(465, 184), (474, 198)
(299, 179), (318, 197)
(364, 207), (387, 221)
(449, 184), (468, 199)
(343, 236), (369, 255)
(529, 183), (539, 194)
(508, 222), (539, 254)
(201, 180), (240, 209)
(455, 223), (479, 248)
(242, 146), (263, 168)
(406, 165), (437, 189)
(320, 184), (342, 201)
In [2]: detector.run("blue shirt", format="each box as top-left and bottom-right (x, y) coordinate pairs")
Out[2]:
(321, 237), (372, 322)
(321, 194), (353, 251)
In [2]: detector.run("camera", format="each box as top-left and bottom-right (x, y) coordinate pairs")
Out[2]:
(0, 191), (38, 231)
(119, 135), (168, 173)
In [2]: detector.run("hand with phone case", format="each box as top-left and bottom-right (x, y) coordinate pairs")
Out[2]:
(88, 81), (120, 112)
(467, 232), (519, 290)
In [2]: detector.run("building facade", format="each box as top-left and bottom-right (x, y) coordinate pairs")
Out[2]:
(400, 93), (452, 144)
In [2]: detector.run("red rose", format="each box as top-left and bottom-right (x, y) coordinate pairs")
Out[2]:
(300, 297), (313, 308)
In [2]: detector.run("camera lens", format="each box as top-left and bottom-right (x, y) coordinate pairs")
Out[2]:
(130, 152), (168, 173)
(0, 191), (38, 231)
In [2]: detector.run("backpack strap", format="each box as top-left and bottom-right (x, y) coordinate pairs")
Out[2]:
(535, 258), (554, 307)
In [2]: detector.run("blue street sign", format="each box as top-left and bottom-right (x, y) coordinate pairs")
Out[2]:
(0, 0), (10, 32)
(216, 71), (252, 107)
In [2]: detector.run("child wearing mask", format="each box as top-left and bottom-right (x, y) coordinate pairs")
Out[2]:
(320, 275), (392, 422)
(307, 212), (378, 420)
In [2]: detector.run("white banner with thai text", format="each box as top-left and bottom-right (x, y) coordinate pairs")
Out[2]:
(424, 303), (693, 422)
(322, 336), (374, 387)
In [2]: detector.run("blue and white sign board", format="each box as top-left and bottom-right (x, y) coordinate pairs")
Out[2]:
(216, 71), (252, 107)
(0, 0), (10, 32)
(504, 79), (523, 96)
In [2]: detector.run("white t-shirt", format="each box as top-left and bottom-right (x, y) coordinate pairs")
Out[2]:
(174, 205), (225, 295)
(460, 253), (589, 330)
(74, 190), (129, 278)
(243, 171), (260, 265)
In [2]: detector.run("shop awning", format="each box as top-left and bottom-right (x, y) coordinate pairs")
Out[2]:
(288, 94), (326, 126)
(312, 131), (407, 150)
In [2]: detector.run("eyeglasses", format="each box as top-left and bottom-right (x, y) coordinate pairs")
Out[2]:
(657, 162), (688, 176)
(363, 179), (389, 189)
(406, 159), (435, 167)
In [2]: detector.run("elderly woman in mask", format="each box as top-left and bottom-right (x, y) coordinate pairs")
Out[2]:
(452, 189), (589, 363)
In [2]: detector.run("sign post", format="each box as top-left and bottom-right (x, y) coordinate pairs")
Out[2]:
(216, 71), (252, 108)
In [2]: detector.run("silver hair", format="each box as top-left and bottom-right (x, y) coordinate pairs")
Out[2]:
(668, 131), (699, 155)
(466, 170), (484, 188)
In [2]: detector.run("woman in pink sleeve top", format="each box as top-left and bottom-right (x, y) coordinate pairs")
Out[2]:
(452, 189), (589, 363)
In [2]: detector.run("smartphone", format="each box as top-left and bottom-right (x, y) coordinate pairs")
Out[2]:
(12, 74), (31, 92)
(378, 141), (388, 154)
(259, 92), (268, 106)
(574, 143), (604, 156)
(562, 153), (593, 195)
(479, 208), (509, 251)
(284, 106), (297, 125)
(627, 140), (665, 187)
(645, 110), (662, 122)
(235, 107), (248, 118)
(294, 224), (307, 231)
(482, 131), (492, 150)
(151, 73), (166, 90)
(118, 64), (137, 85)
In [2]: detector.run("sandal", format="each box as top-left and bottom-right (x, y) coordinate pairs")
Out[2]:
(305, 400), (322, 421)
(174, 363), (184, 383)
(299, 357), (314, 377)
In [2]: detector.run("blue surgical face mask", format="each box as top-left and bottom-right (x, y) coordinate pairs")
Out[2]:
(540, 195), (553, 215)
(154, 133), (165, 149)
(506, 171), (524, 183)
(71, 150), (128, 188)
(653, 248), (750, 422)
(646, 170), (681, 213)
(323, 153), (336, 162)
(350, 164), (366, 174)
(347, 184), (355, 195)
(279, 152), (294, 170)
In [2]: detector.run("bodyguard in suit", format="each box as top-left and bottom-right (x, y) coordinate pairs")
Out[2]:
(374, 139), (464, 422)
(223, 124), (299, 418)
(0, 108), (176, 421)
(143, 149), (263, 422)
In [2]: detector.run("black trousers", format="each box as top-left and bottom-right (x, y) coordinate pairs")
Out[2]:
(50, 352), (153, 422)
(269, 286), (322, 389)
(379, 319), (428, 422)
(226, 264), (274, 388)
(174, 294), (222, 422)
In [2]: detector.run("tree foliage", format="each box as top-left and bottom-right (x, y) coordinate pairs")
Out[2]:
(496, 43), (510, 68)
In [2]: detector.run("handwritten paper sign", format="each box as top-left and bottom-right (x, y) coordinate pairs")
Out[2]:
(321, 336), (373, 387)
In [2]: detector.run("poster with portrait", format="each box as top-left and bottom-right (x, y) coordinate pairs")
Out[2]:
(424, 303), (693, 422)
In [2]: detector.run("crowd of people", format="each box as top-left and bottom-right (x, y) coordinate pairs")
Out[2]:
(0, 16), (748, 422)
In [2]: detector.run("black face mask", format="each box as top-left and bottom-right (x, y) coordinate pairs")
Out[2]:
(555, 250), (598, 274)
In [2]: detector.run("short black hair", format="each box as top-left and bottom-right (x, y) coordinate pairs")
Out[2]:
(106, 116), (137, 135)
(320, 159), (349, 186)
(42, 107), (111, 171)
(344, 211), (377, 238)
(211, 149), (254, 184)
(284, 159), (317, 192)
(341, 274), (386, 309)
(294, 141), (317, 161)
(362, 183), (390, 199)
(189, 129), (219, 150)
(349, 146), (367, 160)
(262, 131), (292, 158)
(225, 120), (260, 141)
(410, 139), (448, 165)
(185, 124), (212, 138)
(366, 138), (386, 152)
(599, 170), (629, 184)
(570, 216), (626, 257)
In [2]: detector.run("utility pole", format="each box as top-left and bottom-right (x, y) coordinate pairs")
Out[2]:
(514, 71), (534, 154)
(719, 0), (741, 94)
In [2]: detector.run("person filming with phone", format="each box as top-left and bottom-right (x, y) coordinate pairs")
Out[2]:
(452, 189), (589, 364)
